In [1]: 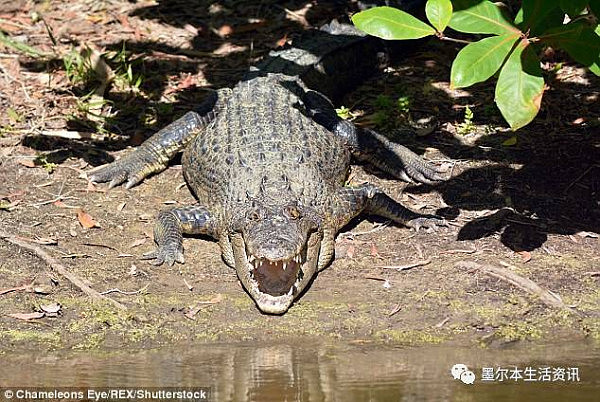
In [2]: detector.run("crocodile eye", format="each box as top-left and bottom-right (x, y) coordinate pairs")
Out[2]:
(285, 206), (300, 220)
(248, 210), (260, 221)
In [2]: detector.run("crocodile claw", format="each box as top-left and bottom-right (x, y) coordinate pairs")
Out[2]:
(88, 155), (153, 189)
(141, 246), (185, 266)
(400, 152), (449, 184)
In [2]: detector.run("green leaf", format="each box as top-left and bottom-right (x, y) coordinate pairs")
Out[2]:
(495, 40), (545, 130)
(352, 6), (436, 40)
(426, 0), (453, 32)
(451, 33), (519, 88)
(0, 31), (51, 58)
(449, 0), (519, 35)
(516, 0), (563, 36)
(502, 136), (517, 146)
(541, 21), (600, 76)
(559, 0), (588, 17)
(595, 24), (600, 74)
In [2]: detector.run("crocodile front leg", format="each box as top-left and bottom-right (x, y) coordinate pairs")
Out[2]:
(89, 88), (231, 189)
(302, 89), (447, 183)
(319, 184), (445, 270)
(142, 205), (218, 266)
(330, 184), (444, 231)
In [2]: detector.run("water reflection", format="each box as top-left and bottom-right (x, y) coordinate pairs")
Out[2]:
(1, 341), (598, 401)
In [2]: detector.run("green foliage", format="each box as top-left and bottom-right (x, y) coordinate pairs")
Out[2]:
(451, 33), (519, 88)
(375, 94), (395, 109)
(6, 108), (22, 123)
(449, 0), (519, 35)
(34, 154), (58, 173)
(426, 0), (453, 32)
(456, 105), (476, 134)
(0, 30), (51, 58)
(495, 41), (545, 130)
(353, 0), (600, 130)
(351, 6), (435, 39)
(63, 43), (143, 92)
(369, 94), (412, 128)
(335, 106), (353, 120)
(63, 48), (95, 86)
(397, 96), (411, 113)
(105, 42), (144, 91)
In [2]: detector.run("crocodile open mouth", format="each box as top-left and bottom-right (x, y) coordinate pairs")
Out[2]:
(230, 231), (319, 314)
(246, 246), (306, 297)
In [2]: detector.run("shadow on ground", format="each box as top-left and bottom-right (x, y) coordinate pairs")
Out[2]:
(15, 0), (600, 251)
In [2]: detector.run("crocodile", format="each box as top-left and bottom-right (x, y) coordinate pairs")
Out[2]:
(89, 19), (447, 314)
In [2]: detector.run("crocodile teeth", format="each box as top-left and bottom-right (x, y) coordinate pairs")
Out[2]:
(283, 262), (287, 271)
(248, 255), (255, 263)
(287, 286), (294, 296)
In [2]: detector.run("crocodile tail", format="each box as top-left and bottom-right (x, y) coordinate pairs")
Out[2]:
(247, 20), (384, 102)
(246, 1), (427, 102)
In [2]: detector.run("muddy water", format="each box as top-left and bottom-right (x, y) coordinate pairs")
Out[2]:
(0, 341), (598, 401)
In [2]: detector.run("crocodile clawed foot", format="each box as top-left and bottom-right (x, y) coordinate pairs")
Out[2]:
(141, 246), (185, 266)
(407, 215), (447, 232)
(88, 156), (156, 189)
(404, 159), (450, 184)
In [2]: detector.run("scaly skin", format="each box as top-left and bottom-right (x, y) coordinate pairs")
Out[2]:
(89, 22), (448, 314)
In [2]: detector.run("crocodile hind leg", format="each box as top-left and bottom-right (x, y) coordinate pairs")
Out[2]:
(141, 205), (218, 266)
(89, 88), (232, 189)
(302, 89), (447, 183)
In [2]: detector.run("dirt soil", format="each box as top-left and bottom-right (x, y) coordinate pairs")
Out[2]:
(0, 0), (599, 352)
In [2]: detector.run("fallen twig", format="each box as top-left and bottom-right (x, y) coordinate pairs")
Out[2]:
(100, 284), (149, 296)
(0, 284), (31, 295)
(443, 248), (477, 254)
(456, 261), (574, 311)
(340, 221), (391, 239)
(38, 130), (128, 142)
(381, 259), (431, 271)
(388, 303), (401, 317)
(563, 164), (598, 194)
(0, 229), (127, 310)
(184, 294), (223, 319)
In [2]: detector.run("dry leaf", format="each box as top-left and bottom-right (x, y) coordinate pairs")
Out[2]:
(370, 243), (380, 257)
(346, 245), (356, 259)
(18, 159), (36, 168)
(275, 34), (288, 47)
(77, 209), (99, 228)
(518, 250), (532, 263)
(33, 237), (57, 245)
(217, 24), (233, 37)
(184, 294), (223, 320)
(128, 238), (146, 249)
